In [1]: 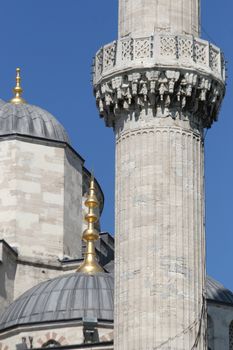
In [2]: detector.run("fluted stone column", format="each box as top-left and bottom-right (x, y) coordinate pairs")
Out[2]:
(114, 113), (206, 349)
(93, 0), (225, 349)
(119, 0), (200, 38)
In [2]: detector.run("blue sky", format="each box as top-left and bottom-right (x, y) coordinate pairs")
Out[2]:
(0, 1), (232, 290)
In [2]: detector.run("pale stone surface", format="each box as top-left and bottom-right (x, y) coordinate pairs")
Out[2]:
(0, 138), (83, 261)
(114, 113), (206, 349)
(64, 147), (83, 259)
(119, 0), (200, 38)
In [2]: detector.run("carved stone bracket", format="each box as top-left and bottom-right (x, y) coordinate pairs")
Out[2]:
(94, 68), (225, 129)
(93, 34), (226, 129)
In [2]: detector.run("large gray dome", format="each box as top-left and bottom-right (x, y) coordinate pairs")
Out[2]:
(0, 272), (114, 331)
(0, 101), (70, 144)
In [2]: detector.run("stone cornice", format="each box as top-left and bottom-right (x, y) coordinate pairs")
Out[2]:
(94, 67), (225, 129)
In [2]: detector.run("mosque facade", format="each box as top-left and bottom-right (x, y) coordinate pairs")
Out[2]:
(0, 1), (232, 350)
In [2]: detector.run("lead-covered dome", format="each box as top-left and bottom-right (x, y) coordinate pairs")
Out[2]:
(0, 272), (114, 331)
(206, 276), (233, 305)
(0, 101), (70, 144)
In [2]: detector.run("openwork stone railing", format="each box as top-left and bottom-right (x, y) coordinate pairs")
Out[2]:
(94, 34), (225, 84)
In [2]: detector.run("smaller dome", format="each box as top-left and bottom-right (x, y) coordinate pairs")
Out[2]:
(0, 272), (114, 331)
(206, 276), (233, 305)
(0, 102), (70, 144)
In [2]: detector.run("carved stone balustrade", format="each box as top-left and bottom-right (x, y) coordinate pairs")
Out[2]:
(93, 34), (226, 129)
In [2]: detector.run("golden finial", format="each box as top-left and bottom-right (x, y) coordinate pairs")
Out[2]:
(10, 68), (26, 104)
(77, 174), (103, 274)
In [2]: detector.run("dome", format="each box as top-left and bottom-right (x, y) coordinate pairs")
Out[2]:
(0, 102), (70, 144)
(0, 272), (114, 331)
(206, 276), (233, 305)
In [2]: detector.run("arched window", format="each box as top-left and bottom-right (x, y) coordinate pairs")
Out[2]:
(207, 315), (214, 350)
(229, 321), (233, 350)
(42, 340), (61, 348)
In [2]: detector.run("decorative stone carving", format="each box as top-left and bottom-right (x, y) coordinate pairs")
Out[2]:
(93, 34), (225, 85)
(194, 40), (208, 65)
(93, 33), (225, 129)
(134, 37), (152, 59)
(103, 42), (117, 70)
(121, 38), (133, 61)
(160, 35), (177, 58)
(94, 68), (224, 128)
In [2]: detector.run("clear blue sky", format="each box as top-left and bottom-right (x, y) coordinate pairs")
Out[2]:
(0, 1), (232, 290)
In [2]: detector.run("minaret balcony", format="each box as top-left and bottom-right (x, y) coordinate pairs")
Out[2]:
(94, 34), (225, 85)
(93, 34), (225, 129)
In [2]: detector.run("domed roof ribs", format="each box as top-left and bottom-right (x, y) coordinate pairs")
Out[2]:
(0, 272), (114, 331)
(0, 102), (70, 143)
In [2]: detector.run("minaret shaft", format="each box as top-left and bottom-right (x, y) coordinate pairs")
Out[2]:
(114, 115), (206, 349)
(93, 0), (225, 348)
(119, 0), (200, 38)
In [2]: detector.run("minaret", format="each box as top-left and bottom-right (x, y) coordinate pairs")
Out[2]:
(93, 1), (225, 349)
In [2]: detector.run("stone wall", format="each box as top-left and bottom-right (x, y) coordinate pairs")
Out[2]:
(64, 147), (83, 259)
(0, 138), (83, 261)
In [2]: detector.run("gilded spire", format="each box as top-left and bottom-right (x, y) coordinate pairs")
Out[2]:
(77, 175), (103, 274)
(10, 68), (26, 104)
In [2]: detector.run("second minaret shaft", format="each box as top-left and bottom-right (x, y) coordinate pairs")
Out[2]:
(93, 0), (225, 348)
